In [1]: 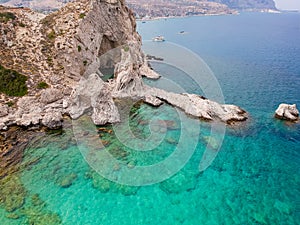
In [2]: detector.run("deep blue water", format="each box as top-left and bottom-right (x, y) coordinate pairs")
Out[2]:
(138, 12), (300, 112)
(1, 12), (300, 225)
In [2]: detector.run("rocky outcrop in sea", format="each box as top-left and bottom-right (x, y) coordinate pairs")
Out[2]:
(275, 103), (299, 121)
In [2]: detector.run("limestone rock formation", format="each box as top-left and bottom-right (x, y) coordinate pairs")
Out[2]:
(0, 0), (248, 130)
(69, 73), (120, 125)
(40, 88), (64, 104)
(144, 87), (247, 123)
(275, 104), (299, 121)
(139, 61), (161, 79)
(0, 93), (65, 129)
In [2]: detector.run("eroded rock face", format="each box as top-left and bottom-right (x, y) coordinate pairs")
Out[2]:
(41, 111), (63, 129)
(0, 93), (64, 130)
(40, 88), (64, 104)
(57, 0), (140, 80)
(275, 104), (299, 121)
(139, 61), (161, 79)
(69, 74), (120, 125)
(113, 48), (145, 96)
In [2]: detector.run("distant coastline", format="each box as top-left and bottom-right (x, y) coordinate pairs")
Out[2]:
(136, 12), (239, 22)
(136, 9), (284, 22)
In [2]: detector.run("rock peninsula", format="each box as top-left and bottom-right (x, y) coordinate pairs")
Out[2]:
(0, 0), (248, 131)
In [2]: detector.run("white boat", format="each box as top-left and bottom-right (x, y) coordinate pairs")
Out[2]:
(152, 35), (165, 42)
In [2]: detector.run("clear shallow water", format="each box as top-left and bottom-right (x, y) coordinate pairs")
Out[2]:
(1, 12), (300, 225)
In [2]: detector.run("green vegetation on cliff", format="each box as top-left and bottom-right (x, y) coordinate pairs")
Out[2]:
(0, 65), (28, 96)
(0, 11), (16, 23)
(37, 81), (49, 89)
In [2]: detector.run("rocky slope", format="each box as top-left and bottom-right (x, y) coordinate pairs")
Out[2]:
(0, 0), (248, 131)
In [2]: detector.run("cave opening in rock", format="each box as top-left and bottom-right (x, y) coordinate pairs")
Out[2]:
(99, 67), (115, 82)
(98, 35), (122, 82)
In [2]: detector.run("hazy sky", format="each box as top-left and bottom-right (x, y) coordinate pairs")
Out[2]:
(274, 0), (300, 10)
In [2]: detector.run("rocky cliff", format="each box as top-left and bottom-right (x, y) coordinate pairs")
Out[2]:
(0, 0), (248, 130)
(0, 0), (144, 129)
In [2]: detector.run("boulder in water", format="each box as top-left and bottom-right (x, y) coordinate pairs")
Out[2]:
(275, 104), (299, 121)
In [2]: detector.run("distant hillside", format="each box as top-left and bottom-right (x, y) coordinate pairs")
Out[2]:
(127, 0), (236, 19)
(210, 0), (276, 10)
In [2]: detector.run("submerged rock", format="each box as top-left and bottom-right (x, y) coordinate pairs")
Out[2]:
(0, 126), (41, 178)
(159, 170), (198, 194)
(5, 213), (20, 220)
(57, 173), (77, 188)
(90, 171), (139, 196)
(275, 103), (299, 121)
(31, 194), (46, 207)
(0, 174), (27, 212)
(20, 206), (62, 225)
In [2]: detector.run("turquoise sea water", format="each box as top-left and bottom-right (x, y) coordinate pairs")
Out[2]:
(1, 13), (300, 224)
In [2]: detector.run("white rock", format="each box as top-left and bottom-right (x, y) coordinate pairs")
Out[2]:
(40, 88), (64, 104)
(0, 122), (7, 130)
(0, 105), (9, 117)
(144, 95), (163, 106)
(42, 112), (63, 129)
(139, 61), (161, 79)
(69, 74), (120, 125)
(275, 104), (299, 121)
(144, 87), (247, 123)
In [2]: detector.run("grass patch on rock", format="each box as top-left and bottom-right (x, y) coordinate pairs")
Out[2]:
(0, 64), (28, 97)
(0, 12), (16, 23)
(37, 82), (49, 89)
